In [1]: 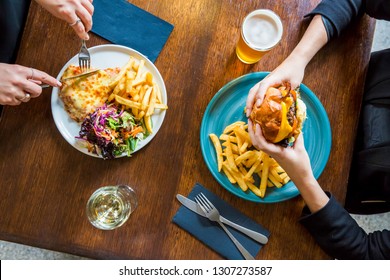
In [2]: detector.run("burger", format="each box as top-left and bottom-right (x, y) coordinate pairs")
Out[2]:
(249, 85), (306, 147)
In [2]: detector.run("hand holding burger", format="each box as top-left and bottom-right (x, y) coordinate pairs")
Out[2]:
(249, 84), (306, 147)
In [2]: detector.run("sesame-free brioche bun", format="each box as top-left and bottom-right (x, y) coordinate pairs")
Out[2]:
(250, 85), (306, 146)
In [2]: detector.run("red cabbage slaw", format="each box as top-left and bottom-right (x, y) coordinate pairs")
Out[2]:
(77, 104), (146, 159)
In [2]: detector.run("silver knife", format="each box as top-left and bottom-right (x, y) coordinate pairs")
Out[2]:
(176, 194), (268, 244)
(61, 69), (101, 81)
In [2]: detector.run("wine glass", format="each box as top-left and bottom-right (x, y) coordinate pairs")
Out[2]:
(86, 185), (138, 230)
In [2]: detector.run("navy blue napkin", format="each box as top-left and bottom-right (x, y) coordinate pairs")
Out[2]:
(91, 0), (174, 62)
(172, 183), (270, 260)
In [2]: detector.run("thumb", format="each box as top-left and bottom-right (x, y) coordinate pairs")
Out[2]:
(292, 133), (305, 150)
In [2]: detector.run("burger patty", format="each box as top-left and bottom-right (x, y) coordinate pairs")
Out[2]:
(278, 138), (290, 148)
(287, 100), (295, 126)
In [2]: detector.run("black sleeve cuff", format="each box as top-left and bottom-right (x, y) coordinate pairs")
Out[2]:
(305, 0), (364, 40)
(365, 0), (390, 20)
(298, 193), (389, 259)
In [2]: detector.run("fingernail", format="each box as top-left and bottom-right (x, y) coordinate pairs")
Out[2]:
(84, 33), (90, 40)
(57, 80), (62, 87)
(246, 109), (250, 117)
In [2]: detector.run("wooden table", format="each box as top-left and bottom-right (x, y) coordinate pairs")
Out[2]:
(0, 0), (375, 259)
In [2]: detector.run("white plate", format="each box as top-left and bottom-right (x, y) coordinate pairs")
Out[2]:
(51, 44), (167, 158)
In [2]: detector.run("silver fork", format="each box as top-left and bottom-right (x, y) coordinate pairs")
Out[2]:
(195, 193), (255, 260)
(78, 39), (90, 72)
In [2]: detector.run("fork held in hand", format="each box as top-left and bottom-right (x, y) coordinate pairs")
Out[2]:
(78, 39), (91, 72)
(195, 193), (255, 260)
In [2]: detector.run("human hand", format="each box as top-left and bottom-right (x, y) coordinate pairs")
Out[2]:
(35, 0), (94, 40)
(249, 120), (329, 212)
(0, 63), (61, 106)
(248, 119), (313, 183)
(245, 53), (306, 118)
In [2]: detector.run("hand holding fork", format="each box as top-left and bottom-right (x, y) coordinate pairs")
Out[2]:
(195, 193), (255, 260)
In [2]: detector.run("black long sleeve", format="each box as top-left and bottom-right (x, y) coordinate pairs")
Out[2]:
(0, 0), (30, 63)
(299, 195), (390, 259)
(307, 0), (390, 40)
(365, 0), (390, 20)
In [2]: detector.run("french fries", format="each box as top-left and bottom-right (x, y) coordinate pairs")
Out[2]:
(109, 56), (168, 134)
(209, 121), (290, 198)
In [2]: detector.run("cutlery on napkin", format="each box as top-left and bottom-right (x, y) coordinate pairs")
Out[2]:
(194, 192), (255, 260)
(177, 194), (268, 244)
(172, 183), (270, 260)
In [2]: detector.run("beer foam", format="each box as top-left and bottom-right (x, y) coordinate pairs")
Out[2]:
(243, 11), (282, 50)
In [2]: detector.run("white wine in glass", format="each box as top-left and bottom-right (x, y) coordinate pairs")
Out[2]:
(86, 185), (137, 230)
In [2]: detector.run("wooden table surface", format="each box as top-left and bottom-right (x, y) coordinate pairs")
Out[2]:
(0, 0), (375, 259)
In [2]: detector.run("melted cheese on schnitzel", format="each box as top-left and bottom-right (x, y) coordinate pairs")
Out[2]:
(59, 65), (120, 122)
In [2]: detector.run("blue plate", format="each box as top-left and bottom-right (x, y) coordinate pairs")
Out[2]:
(200, 72), (332, 203)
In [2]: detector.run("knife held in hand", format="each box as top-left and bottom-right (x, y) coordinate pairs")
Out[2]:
(61, 69), (101, 81)
(176, 194), (268, 244)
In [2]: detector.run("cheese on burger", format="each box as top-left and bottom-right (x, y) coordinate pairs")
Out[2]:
(250, 85), (306, 146)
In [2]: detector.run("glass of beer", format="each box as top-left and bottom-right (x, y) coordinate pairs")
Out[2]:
(236, 9), (283, 64)
(86, 185), (138, 230)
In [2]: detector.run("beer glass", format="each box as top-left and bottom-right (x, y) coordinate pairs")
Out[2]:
(86, 185), (138, 230)
(236, 9), (283, 64)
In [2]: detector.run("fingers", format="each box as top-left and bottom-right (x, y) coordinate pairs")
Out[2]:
(248, 120), (268, 151)
(82, 0), (95, 17)
(10, 66), (60, 105)
(73, 8), (93, 34)
(0, 64), (59, 106)
(292, 133), (306, 151)
(23, 82), (43, 98)
(29, 68), (62, 88)
(18, 78), (46, 99)
(254, 80), (271, 107)
(290, 80), (301, 90)
(16, 93), (31, 103)
(245, 77), (279, 118)
(11, 79), (47, 105)
(68, 0), (94, 40)
(248, 119), (284, 158)
(253, 123), (277, 154)
(6, 89), (32, 106)
(23, 68), (61, 98)
(247, 119), (259, 147)
(70, 18), (89, 40)
(246, 82), (260, 117)
(9, 82), (40, 105)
